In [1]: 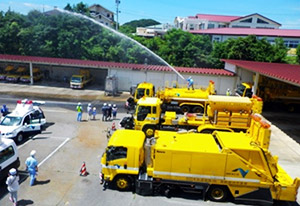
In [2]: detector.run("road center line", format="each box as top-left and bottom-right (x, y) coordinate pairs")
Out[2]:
(38, 138), (70, 167)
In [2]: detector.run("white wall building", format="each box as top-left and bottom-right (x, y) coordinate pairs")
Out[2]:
(136, 24), (175, 37)
(89, 4), (115, 27)
(174, 13), (281, 32)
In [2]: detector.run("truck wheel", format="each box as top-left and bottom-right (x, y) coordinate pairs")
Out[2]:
(192, 106), (204, 113)
(16, 133), (24, 143)
(143, 126), (155, 138)
(114, 175), (131, 191)
(181, 105), (190, 113)
(207, 185), (228, 202)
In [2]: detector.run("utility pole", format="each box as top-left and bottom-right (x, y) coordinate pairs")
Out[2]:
(115, 0), (120, 30)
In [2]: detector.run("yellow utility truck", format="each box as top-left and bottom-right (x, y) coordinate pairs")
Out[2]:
(120, 95), (263, 137)
(100, 123), (300, 205)
(157, 80), (216, 113)
(0, 65), (15, 81)
(70, 69), (93, 89)
(237, 78), (300, 111)
(133, 82), (155, 103)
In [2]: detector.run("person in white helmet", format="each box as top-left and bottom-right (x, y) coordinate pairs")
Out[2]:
(187, 76), (194, 90)
(87, 103), (92, 121)
(112, 104), (118, 120)
(6, 168), (19, 206)
(25, 150), (38, 186)
(101, 103), (107, 121)
(76, 102), (83, 122)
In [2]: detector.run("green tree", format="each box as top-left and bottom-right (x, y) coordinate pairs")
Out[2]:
(296, 44), (300, 64)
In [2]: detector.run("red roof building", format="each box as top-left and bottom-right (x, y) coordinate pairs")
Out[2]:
(222, 59), (300, 87)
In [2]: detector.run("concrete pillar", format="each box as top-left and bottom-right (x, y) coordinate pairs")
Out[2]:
(253, 72), (260, 95)
(29, 62), (33, 85)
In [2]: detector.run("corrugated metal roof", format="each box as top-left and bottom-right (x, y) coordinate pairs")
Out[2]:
(191, 28), (300, 38)
(194, 14), (241, 22)
(0, 54), (234, 76)
(222, 59), (300, 86)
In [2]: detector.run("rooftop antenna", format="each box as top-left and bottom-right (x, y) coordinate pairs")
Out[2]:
(115, 0), (120, 30)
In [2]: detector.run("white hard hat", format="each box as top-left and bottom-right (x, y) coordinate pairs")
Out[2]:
(103, 103), (107, 106)
(78, 102), (81, 106)
(108, 104), (112, 107)
(9, 168), (17, 175)
(88, 103), (91, 106)
(30, 150), (36, 156)
(113, 104), (116, 107)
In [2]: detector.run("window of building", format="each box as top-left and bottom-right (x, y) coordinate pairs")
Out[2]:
(240, 18), (252, 23)
(231, 25), (251, 28)
(257, 18), (269, 24)
(213, 37), (220, 42)
(208, 23), (215, 29)
(107, 13), (110, 18)
(218, 25), (226, 28)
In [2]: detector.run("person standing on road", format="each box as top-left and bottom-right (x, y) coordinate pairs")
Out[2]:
(92, 106), (97, 120)
(76, 102), (83, 122)
(6, 168), (19, 206)
(112, 104), (118, 120)
(102, 103), (107, 121)
(87, 103), (92, 121)
(25, 150), (38, 186)
(107, 104), (112, 121)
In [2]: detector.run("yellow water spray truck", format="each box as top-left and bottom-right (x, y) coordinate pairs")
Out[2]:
(120, 95), (263, 138)
(101, 117), (300, 205)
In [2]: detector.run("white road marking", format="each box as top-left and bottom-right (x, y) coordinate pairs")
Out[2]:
(42, 109), (69, 113)
(38, 138), (70, 167)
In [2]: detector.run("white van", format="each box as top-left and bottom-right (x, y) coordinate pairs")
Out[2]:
(0, 137), (20, 181)
(0, 100), (46, 143)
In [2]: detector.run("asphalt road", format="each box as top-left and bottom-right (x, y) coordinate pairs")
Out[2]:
(0, 96), (299, 206)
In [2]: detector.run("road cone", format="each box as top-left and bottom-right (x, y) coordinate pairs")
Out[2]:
(111, 122), (116, 131)
(79, 162), (88, 176)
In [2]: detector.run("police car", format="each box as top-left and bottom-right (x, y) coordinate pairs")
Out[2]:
(0, 99), (46, 143)
(0, 137), (20, 181)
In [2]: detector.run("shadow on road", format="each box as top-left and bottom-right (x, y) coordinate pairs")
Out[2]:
(17, 199), (34, 206)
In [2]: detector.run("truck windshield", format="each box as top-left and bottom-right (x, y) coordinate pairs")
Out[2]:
(0, 116), (22, 126)
(137, 106), (151, 121)
(71, 77), (82, 83)
(106, 146), (127, 161)
(136, 88), (145, 99)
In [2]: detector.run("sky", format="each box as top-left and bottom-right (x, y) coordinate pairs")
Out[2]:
(0, 0), (300, 29)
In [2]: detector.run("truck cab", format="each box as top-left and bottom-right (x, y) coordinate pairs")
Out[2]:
(20, 68), (43, 83)
(0, 137), (20, 181)
(6, 66), (28, 83)
(0, 100), (46, 143)
(134, 82), (155, 103)
(101, 130), (145, 190)
(0, 65), (15, 81)
(70, 69), (92, 89)
(236, 83), (253, 98)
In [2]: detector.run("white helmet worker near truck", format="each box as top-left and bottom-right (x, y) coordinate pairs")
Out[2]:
(0, 99), (46, 143)
(0, 135), (20, 182)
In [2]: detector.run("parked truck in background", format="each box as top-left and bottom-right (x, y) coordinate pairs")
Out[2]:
(236, 77), (300, 111)
(120, 95), (263, 137)
(0, 65), (15, 81)
(70, 69), (93, 89)
(100, 120), (300, 205)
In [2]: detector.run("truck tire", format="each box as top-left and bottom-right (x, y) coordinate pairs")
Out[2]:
(114, 175), (131, 191)
(207, 185), (228, 202)
(16, 133), (24, 144)
(192, 106), (204, 113)
(143, 126), (155, 138)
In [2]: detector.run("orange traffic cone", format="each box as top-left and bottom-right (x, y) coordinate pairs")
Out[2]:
(111, 122), (116, 131)
(79, 162), (88, 176)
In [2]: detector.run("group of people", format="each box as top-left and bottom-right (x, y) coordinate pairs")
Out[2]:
(76, 102), (97, 122)
(101, 103), (118, 121)
(76, 102), (118, 122)
(6, 150), (38, 205)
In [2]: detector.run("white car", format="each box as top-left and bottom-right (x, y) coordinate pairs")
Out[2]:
(0, 100), (46, 143)
(0, 138), (20, 181)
